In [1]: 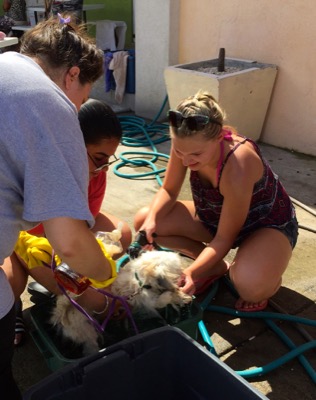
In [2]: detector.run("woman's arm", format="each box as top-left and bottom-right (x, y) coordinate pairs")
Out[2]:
(138, 146), (188, 240)
(43, 217), (113, 282)
(182, 144), (263, 288)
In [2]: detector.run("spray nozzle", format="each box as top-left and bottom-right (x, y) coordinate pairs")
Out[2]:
(126, 230), (159, 259)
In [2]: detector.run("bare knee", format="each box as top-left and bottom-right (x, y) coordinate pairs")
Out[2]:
(133, 206), (149, 231)
(229, 229), (290, 302)
(119, 222), (132, 253)
(230, 269), (282, 302)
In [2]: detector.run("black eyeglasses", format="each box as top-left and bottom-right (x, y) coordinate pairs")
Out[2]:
(167, 110), (221, 131)
(88, 153), (118, 172)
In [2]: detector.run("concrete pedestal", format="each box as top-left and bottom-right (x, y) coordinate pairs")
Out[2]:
(164, 58), (278, 141)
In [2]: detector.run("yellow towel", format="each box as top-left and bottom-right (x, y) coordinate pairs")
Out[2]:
(14, 231), (117, 289)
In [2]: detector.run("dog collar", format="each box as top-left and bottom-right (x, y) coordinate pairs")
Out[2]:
(135, 272), (152, 290)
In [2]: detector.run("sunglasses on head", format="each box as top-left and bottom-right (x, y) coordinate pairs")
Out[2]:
(167, 110), (221, 131)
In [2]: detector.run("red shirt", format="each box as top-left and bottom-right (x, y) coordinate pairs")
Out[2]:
(28, 172), (106, 236)
(88, 171), (106, 217)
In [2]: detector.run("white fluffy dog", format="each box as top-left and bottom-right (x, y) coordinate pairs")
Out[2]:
(49, 295), (101, 356)
(111, 250), (192, 315)
(50, 250), (192, 355)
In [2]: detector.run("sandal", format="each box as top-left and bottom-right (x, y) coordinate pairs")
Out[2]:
(14, 299), (26, 347)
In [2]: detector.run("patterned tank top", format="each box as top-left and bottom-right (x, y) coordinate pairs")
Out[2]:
(190, 135), (295, 247)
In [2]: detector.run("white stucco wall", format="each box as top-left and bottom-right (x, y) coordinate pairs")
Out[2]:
(134, 0), (316, 156)
(177, 0), (316, 156)
(134, 0), (179, 120)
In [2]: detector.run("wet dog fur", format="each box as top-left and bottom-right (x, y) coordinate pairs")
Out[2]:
(49, 295), (100, 356)
(50, 250), (192, 355)
(111, 250), (192, 316)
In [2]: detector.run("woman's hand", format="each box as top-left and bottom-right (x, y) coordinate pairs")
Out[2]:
(178, 270), (196, 296)
(137, 220), (157, 251)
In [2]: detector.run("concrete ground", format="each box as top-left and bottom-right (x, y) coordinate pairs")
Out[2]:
(13, 114), (316, 399)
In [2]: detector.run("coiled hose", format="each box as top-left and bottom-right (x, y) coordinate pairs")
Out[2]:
(204, 277), (316, 383)
(114, 96), (170, 186)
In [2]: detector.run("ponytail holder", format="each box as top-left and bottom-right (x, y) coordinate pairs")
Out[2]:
(57, 13), (71, 24)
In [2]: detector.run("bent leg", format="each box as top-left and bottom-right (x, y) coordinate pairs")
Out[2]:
(2, 253), (28, 300)
(134, 201), (229, 294)
(2, 254), (30, 347)
(229, 228), (292, 310)
(134, 200), (213, 259)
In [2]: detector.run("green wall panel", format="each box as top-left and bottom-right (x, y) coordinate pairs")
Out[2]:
(85, 0), (134, 48)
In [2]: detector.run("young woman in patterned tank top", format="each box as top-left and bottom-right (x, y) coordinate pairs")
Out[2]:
(133, 91), (298, 312)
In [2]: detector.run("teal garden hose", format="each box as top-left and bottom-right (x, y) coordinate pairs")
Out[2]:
(204, 277), (316, 383)
(114, 96), (170, 186)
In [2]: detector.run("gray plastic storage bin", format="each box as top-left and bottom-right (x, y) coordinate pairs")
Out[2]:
(23, 326), (268, 400)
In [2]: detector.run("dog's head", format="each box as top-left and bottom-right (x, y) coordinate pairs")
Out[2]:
(111, 250), (192, 312)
